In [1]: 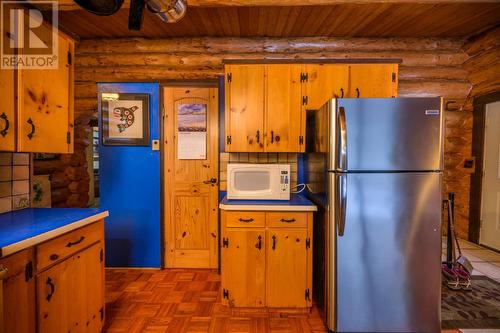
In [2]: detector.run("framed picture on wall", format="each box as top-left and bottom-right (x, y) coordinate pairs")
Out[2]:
(100, 92), (150, 146)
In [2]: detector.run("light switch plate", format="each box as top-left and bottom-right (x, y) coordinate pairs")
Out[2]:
(152, 140), (160, 151)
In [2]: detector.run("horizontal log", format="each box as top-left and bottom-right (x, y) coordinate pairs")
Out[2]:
(65, 166), (89, 181)
(75, 51), (467, 68)
(50, 171), (71, 189)
(468, 79), (500, 99)
(68, 180), (90, 194)
(462, 48), (500, 72)
(462, 26), (500, 56)
(33, 159), (65, 174)
(65, 193), (89, 207)
(52, 188), (70, 204)
(76, 37), (463, 55)
(76, 67), (221, 82)
(467, 63), (500, 86)
(398, 80), (471, 99)
(398, 66), (468, 81)
(75, 82), (97, 99)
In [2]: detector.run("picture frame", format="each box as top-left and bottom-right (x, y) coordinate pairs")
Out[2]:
(100, 92), (150, 146)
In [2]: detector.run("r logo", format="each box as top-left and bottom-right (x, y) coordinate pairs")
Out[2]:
(1, 1), (58, 69)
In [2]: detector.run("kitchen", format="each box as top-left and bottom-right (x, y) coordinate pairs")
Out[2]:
(1, 1), (500, 332)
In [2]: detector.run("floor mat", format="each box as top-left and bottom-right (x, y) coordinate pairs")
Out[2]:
(442, 276), (500, 329)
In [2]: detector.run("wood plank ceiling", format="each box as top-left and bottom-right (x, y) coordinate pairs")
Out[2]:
(57, 3), (500, 39)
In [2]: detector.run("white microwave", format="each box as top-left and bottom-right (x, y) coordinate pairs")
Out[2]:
(227, 164), (290, 200)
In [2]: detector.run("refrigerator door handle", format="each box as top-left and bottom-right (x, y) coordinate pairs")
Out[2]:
(338, 106), (348, 170)
(336, 173), (347, 236)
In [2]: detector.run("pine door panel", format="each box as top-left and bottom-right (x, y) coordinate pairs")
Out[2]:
(163, 87), (219, 268)
(0, 249), (36, 333)
(0, 66), (15, 151)
(305, 64), (349, 110)
(82, 243), (104, 332)
(221, 228), (266, 307)
(17, 32), (73, 153)
(265, 64), (304, 152)
(266, 229), (308, 308)
(225, 65), (265, 152)
(348, 64), (398, 98)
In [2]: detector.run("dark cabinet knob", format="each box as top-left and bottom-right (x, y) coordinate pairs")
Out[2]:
(27, 118), (36, 140)
(0, 113), (9, 137)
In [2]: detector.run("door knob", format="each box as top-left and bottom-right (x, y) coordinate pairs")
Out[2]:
(203, 177), (218, 185)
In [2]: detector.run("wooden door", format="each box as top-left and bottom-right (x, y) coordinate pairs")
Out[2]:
(265, 65), (304, 152)
(17, 31), (74, 153)
(348, 64), (398, 98)
(37, 243), (103, 333)
(480, 101), (500, 250)
(221, 228), (266, 307)
(0, 66), (15, 151)
(266, 229), (309, 308)
(304, 64), (349, 109)
(0, 249), (36, 333)
(163, 86), (219, 268)
(225, 65), (265, 152)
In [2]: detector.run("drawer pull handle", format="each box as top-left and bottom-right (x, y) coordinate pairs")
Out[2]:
(255, 235), (262, 250)
(49, 254), (59, 261)
(46, 277), (55, 302)
(340, 88), (344, 98)
(280, 218), (296, 223)
(238, 218), (254, 223)
(356, 88), (360, 98)
(0, 113), (9, 137)
(272, 235), (277, 250)
(66, 236), (85, 247)
(27, 118), (35, 140)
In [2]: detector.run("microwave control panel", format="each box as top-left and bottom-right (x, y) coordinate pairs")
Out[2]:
(280, 170), (289, 192)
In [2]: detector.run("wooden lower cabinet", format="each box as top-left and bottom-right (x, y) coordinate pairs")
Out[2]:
(0, 249), (36, 333)
(266, 229), (309, 308)
(221, 210), (312, 309)
(221, 229), (266, 307)
(37, 243), (104, 333)
(0, 220), (104, 333)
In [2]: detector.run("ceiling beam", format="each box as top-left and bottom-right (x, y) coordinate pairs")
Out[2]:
(29, 0), (499, 11)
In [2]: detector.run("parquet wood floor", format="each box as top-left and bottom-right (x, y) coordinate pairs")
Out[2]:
(103, 268), (461, 333)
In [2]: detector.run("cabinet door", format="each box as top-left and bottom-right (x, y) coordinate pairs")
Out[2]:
(266, 229), (308, 308)
(304, 64), (349, 110)
(17, 31), (73, 153)
(221, 229), (265, 307)
(225, 65), (265, 152)
(37, 242), (104, 333)
(0, 67), (15, 151)
(348, 64), (398, 98)
(265, 65), (304, 152)
(0, 249), (36, 333)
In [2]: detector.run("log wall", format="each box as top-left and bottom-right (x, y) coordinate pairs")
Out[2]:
(37, 37), (475, 238)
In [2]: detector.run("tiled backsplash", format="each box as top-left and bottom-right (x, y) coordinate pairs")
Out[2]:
(0, 153), (31, 213)
(219, 153), (298, 191)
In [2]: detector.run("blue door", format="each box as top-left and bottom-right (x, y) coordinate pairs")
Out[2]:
(98, 82), (161, 267)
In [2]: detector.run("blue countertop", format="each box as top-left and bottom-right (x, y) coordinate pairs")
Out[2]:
(0, 208), (109, 257)
(219, 193), (317, 211)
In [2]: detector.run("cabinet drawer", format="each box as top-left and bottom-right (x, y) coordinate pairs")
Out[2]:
(225, 211), (265, 227)
(36, 221), (103, 272)
(266, 212), (307, 228)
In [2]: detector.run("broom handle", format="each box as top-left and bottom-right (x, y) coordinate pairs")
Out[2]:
(448, 193), (463, 258)
(448, 199), (457, 263)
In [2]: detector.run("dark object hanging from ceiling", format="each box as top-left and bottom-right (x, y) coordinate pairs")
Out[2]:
(73, 0), (124, 15)
(128, 0), (145, 30)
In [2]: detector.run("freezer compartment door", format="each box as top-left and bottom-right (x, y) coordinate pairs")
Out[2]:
(334, 172), (442, 333)
(335, 98), (443, 171)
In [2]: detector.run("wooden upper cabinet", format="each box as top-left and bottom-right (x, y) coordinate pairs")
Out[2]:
(0, 249), (36, 333)
(17, 30), (74, 153)
(348, 64), (398, 98)
(304, 64), (349, 110)
(225, 65), (265, 152)
(265, 64), (304, 152)
(221, 229), (266, 307)
(0, 67), (15, 152)
(266, 228), (309, 308)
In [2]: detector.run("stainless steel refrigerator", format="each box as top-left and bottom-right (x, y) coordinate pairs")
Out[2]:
(305, 97), (443, 333)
